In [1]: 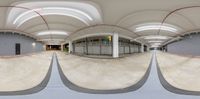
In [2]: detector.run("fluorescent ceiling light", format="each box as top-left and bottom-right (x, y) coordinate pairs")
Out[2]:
(13, 7), (92, 27)
(133, 23), (180, 33)
(152, 43), (162, 45)
(37, 30), (68, 36)
(144, 35), (170, 40)
(135, 25), (177, 33)
(39, 39), (65, 41)
(43, 7), (93, 21)
(148, 41), (164, 43)
(32, 42), (36, 46)
(150, 43), (162, 47)
(16, 12), (89, 28)
(13, 8), (42, 24)
(151, 45), (160, 48)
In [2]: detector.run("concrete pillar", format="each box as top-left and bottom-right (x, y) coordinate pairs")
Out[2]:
(140, 44), (144, 53)
(43, 45), (46, 51)
(61, 44), (64, 51)
(146, 46), (150, 52)
(68, 41), (73, 53)
(113, 33), (119, 58)
(85, 38), (88, 55)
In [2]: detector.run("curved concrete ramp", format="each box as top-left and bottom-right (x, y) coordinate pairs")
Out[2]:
(0, 51), (53, 95)
(156, 51), (200, 95)
(56, 52), (152, 94)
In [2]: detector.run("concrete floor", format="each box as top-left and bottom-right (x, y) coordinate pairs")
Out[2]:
(56, 52), (152, 90)
(157, 51), (200, 91)
(0, 52), (53, 92)
(1, 51), (200, 99)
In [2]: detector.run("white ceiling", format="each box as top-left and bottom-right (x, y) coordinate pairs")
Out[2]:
(0, 0), (200, 46)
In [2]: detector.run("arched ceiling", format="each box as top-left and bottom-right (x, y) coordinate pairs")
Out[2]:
(0, 0), (200, 46)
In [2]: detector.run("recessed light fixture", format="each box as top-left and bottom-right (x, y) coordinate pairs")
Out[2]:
(150, 43), (162, 47)
(16, 13), (90, 28)
(135, 25), (177, 33)
(144, 35), (170, 40)
(13, 7), (93, 27)
(148, 40), (164, 43)
(43, 7), (93, 21)
(152, 43), (162, 45)
(151, 45), (160, 48)
(13, 8), (43, 24)
(37, 30), (68, 36)
(133, 23), (180, 33)
(39, 39), (65, 41)
(32, 42), (36, 46)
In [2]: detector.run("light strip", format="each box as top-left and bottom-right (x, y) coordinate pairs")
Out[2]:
(150, 43), (162, 47)
(148, 40), (164, 43)
(135, 25), (178, 33)
(151, 45), (160, 48)
(152, 43), (162, 45)
(13, 7), (92, 27)
(13, 8), (42, 24)
(16, 12), (89, 28)
(144, 35), (170, 40)
(43, 7), (93, 21)
(38, 39), (65, 41)
(37, 30), (68, 36)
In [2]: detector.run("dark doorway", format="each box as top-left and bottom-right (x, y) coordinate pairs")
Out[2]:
(15, 43), (21, 55)
(63, 43), (69, 52)
(46, 45), (61, 50)
(144, 45), (147, 52)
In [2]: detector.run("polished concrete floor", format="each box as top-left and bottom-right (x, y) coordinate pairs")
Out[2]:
(157, 51), (200, 91)
(56, 52), (151, 90)
(0, 52), (53, 92)
(0, 51), (200, 98)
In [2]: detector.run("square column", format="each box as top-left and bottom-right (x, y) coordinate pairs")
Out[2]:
(61, 44), (64, 51)
(146, 46), (149, 52)
(43, 45), (46, 51)
(68, 41), (73, 53)
(140, 44), (144, 53)
(113, 33), (119, 58)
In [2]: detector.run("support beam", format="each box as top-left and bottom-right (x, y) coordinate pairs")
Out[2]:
(140, 44), (144, 53)
(61, 44), (64, 51)
(146, 46), (150, 52)
(85, 38), (88, 55)
(43, 44), (46, 51)
(129, 40), (131, 54)
(68, 41), (73, 54)
(113, 33), (119, 58)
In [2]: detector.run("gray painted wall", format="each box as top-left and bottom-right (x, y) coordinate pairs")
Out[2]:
(0, 32), (44, 56)
(167, 34), (200, 56)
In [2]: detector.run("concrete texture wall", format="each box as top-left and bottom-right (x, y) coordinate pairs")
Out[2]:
(74, 44), (140, 55)
(119, 46), (124, 54)
(125, 46), (130, 54)
(167, 34), (200, 56)
(73, 37), (141, 56)
(101, 46), (112, 55)
(0, 32), (44, 56)
(120, 45), (139, 54)
(74, 45), (112, 55)
(88, 46), (100, 55)
(74, 46), (85, 54)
